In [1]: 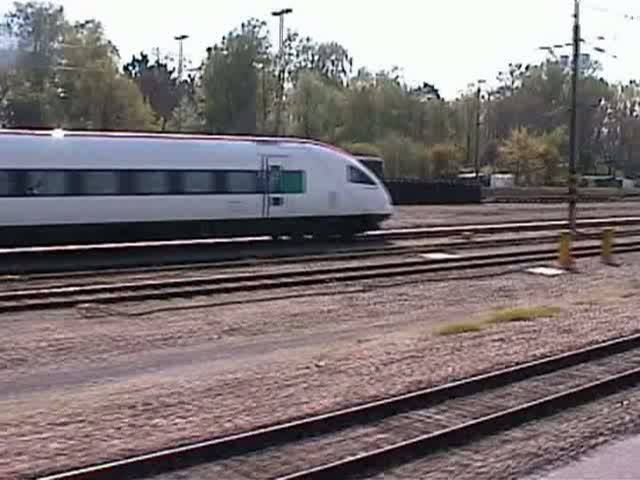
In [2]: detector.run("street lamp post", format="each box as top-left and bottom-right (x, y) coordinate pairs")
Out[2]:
(272, 8), (293, 136)
(474, 79), (486, 179)
(174, 34), (189, 131)
(568, 0), (581, 235)
(174, 34), (189, 82)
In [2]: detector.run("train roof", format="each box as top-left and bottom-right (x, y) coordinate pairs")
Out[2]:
(0, 128), (347, 153)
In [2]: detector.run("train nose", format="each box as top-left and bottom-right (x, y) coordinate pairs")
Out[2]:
(381, 185), (394, 213)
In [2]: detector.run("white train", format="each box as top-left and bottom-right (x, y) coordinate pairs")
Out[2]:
(0, 129), (394, 246)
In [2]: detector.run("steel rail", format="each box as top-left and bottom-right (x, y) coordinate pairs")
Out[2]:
(36, 332), (640, 480)
(2, 215), (639, 267)
(4, 241), (640, 313)
(8, 226), (640, 289)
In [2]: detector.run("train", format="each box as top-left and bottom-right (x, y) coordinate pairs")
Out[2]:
(0, 129), (394, 247)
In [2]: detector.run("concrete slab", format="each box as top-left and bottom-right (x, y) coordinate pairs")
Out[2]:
(419, 252), (461, 260)
(525, 266), (567, 277)
(533, 434), (640, 479)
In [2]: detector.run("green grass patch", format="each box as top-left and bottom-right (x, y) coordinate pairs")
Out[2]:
(485, 306), (562, 325)
(437, 321), (485, 336)
(436, 306), (562, 337)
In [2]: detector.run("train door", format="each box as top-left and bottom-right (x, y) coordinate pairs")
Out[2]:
(260, 154), (289, 218)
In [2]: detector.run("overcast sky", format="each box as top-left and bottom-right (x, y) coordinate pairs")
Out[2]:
(3, 0), (640, 98)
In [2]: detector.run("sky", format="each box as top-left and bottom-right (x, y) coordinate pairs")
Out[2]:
(2, 0), (640, 99)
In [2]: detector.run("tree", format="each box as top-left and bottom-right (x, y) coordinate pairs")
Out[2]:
(289, 35), (353, 86)
(498, 127), (564, 185)
(166, 94), (202, 132)
(5, 1), (65, 76)
(614, 82), (640, 176)
(3, 5), (636, 184)
(429, 143), (464, 178)
(0, 70), (11, 124)
(99, 74), (157, 130)
(288, 69), (328, 138)
(57, 20), (155, 130)
(1, 3), (154, 130)
(123, 52), (180, 130)
(201, 18), (271, 134)
(375, 133), (429, 179)
(410, 82), (442, 101)
(2, 1), (66, 126)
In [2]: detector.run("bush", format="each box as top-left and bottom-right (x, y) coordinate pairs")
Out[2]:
(429, 142), (464, 178)
(339, 142), (381, 157)
(375, 133), (429, 179)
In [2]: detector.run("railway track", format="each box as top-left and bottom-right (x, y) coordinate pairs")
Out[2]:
(4, 240), (640, 313)
(2, 216), (640, 276)
(7, 225), (640, 293)
(487, 195), (640, 204)
(38, 333), (640, 480)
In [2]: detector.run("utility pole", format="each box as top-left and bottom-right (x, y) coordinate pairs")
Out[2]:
(175, 34), (189, 81)
(474, 85), (482, 179)
(470, 80), (486, 179)
(174, 34), (189, 131)
(568, 0), (580, 234)
(272, 8), (292, 136)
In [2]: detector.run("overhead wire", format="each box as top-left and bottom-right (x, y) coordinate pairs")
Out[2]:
(582, 1), (640, 22)
(578, 1), (640, 84)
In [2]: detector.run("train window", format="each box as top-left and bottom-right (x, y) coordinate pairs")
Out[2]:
(26, 171), (67, 195)
(83, 171), (119, 195)
(347, 165), (376, 185)
(268, 165), (282, 193)
(0, 172), (10, 196)
(281, 171), (305, 194)
(226, 171), (259, 193)
(182, 171), (214, 193)
(133, 170), (170, 194)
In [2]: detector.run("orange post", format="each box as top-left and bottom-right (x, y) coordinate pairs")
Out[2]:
(558, 230), (574, 270)
(601, 228), (614, 265)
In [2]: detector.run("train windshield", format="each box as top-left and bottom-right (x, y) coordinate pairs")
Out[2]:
(347, 165), (377, 186)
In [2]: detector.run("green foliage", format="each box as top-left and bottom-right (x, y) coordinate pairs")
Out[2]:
(339, 142), (381, 157)
(288, 69), (338, 139)
(3, 3), (640, 181)
(58, 19), (155, 130)
(429, 143), (464, 178)
(166, 95), (202, 132)
(287, 33), (353, 86)
(101, 74), (157, 130)
(437, 305), (561, 336)
(375, 133), (429, 179)
(123, 52), (180, 130)
(498, 127), (566, 185)
(484, 306), (562, 324)
(437, 322), (485, 336)
(1, 3), (154, 129)
(201, 18), (271, 134)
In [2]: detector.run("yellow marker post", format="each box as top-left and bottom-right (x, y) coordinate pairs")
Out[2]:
(601, 228), (614, 265)
(558, 230), (574, 270)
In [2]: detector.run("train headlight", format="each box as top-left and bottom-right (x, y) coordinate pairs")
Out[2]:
(51, 128), (65, 139)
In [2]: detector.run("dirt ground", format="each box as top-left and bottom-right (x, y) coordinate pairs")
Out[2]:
(2, 253), (640, 478)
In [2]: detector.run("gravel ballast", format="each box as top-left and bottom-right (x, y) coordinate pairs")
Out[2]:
(2, 254), (640, 478)
(366, 388), (640, 480)
(383, 202), (640, 229)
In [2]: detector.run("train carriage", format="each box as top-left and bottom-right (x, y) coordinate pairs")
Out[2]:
(0, 129), (393, 246)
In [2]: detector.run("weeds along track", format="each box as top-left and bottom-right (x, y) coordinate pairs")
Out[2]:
(37, 333), (640, 480)
(4, 240), (640, 313)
